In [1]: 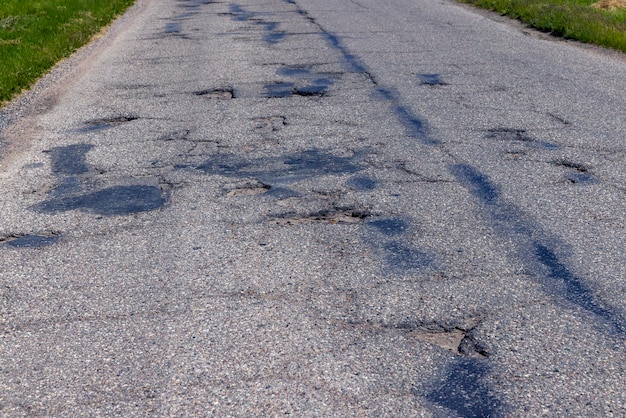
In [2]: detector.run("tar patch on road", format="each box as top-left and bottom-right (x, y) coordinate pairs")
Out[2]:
(419, 73), (447, 86)
(381, 241), (438, 273)
(34, 143), (167, 216)
(35, 185), (165, 216)
(423, 358), (504, 418)
(552, 160), (598, 184)
(347, 175), (377, 191)
(264, 82), (296, 98)
(75, 115), (139, 133)
(263, 79), (333, 98)
(194, 87), (235, 99)
(184, 148), (363, 184)
(228, 4), (255, 21)
(165, 22), (182, 34)
(0, 232), (61, 248)
(365, 217), (439, 275)
(271, 207), (370, 225)
(451, 163), (624, 335)
(373, 88), (437, 144)
(46, 144), (94, 175)
(367, 217), (409, 236)
(486, 128), (559, 150)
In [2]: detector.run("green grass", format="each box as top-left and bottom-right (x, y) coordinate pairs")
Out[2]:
(0, 0), (135, 103)
(460, 0), (626, 53)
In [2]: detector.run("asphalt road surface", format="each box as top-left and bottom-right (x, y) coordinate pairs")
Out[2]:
(1, 0), (625, 416)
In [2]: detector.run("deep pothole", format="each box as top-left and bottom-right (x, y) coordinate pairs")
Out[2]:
(391, 320), (489, 358)
(270, 207), (371, 225)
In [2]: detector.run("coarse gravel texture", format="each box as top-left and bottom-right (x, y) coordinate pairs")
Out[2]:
(0, 0), (625, 416)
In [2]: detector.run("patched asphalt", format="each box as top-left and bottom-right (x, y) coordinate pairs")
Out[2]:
(0, 0), (625, 416)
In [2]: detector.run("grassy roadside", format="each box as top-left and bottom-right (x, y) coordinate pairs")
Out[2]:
(0, 0), (135, 104)
(459, 0), (626, 53)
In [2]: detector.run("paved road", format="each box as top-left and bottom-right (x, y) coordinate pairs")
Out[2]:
(1, 0), (625, 415)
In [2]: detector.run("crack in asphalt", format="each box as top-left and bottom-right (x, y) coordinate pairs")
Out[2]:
(283, 0), (624, 334)
(276, 0), (622, 413)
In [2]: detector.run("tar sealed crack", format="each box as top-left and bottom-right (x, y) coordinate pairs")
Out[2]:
(552, 160), (591, 172)
(423, 357), (505, 417)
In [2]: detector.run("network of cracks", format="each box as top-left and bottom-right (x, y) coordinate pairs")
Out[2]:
(3, 0), (623, 416)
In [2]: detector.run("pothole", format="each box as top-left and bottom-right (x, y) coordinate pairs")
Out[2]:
(270, 207), (371, 225)
(293, 85), (327, 97)
(419, 73), (447, 86)
(79, 115), (139, 132)
(366, 217), (409, 236)
(86, 115), (139, 126)
(414, 328), (467, 353)
(552, 159), (591, 173)
(253, 116), (287, 132)
(226, 181), (271, 197)
(552, 160), (598, 184)
(566, 173), (598, 184)
(390, 320), (489, 358)
(486, 128), (559, 149)
(486, 128), (534, 142)
(194, 87), (234, 99)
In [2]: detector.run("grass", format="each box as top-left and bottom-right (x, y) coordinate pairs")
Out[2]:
(0, 0), (135, 104)
(460, 0), (626, 52)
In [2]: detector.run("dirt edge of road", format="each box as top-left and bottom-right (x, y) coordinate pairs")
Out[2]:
(0, 0), (149, 169)
(450, 0), (626, 63)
